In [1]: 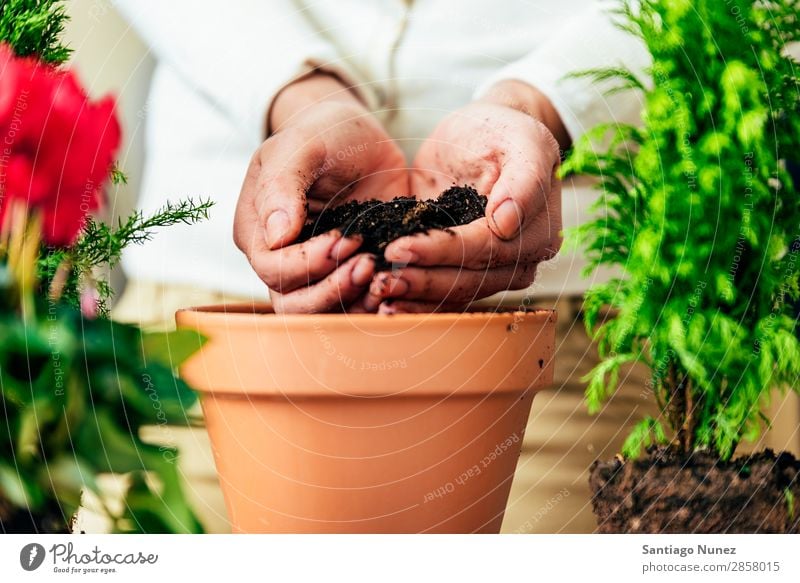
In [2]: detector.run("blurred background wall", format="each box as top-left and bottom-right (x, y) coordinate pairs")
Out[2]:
(63, 0), (153, 297)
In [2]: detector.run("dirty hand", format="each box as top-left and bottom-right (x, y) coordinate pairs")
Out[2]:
(234, 73), (408, 313)
(365, 80), (567, 313)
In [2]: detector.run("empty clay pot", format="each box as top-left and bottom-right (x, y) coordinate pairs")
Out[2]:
(176, 304), (556, 533)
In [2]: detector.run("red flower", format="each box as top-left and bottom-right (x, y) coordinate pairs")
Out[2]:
(0, 43), (121, 246)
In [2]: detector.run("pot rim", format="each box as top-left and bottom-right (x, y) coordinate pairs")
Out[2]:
(176, 303), (557, 397)
(176, 303), (557, 328)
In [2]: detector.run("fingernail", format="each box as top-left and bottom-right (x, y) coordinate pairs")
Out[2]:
(351, 255), (375, 287)
(491, 199), (523, 239)
(385, 245), (418, 265)
(363, 292), (382, 312)
(265, 210), (290, 249)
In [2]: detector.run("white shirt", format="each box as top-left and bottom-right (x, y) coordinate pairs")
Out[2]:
(115, 0), (647, 299)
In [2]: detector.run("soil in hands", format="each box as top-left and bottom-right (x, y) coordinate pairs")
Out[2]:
(589, 447), (800, 533)
(297, 185), (487, 266)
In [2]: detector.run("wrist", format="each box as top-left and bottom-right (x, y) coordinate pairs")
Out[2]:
(479, 79), (571, 150)
(268, 71), (367, 135)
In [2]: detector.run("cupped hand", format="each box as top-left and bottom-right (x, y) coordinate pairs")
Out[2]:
(365, 83), (565, 312)
(234, 77), (408, 313)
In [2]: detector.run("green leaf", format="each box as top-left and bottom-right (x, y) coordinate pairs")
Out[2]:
(75, 409), (156, 474)
(564, 65), (646, 95)
(713, 412), (739, 461)
(583, 353), (637, 414)
(15, 397), (59, 463)
(0, 0), (72, 64)
(0, 461), (43, 510)
(621, 417), (667, 459)
(133, 366), (197, 424)
(43, 455), (98, 512)
(118, 467), (203, 534)
(141, 330), (207, 369)
(715, 273), (735, 304)
(80, 319), (142, 367)
(110, 165), (128, 185)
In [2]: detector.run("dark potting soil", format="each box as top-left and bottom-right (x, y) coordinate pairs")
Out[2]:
(589, 447), (800, 533)
(297, 185), (487, 266)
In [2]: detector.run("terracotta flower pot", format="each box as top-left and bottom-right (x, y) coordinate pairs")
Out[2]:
(176, 304), (556, 533)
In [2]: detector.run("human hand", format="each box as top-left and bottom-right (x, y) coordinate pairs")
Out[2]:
(234, 74), (408, 313)
(365, 80), (566, 313)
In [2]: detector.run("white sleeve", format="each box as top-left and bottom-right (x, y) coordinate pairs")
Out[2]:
(474, 1), (650, 143)
(114, 0), (379, 144)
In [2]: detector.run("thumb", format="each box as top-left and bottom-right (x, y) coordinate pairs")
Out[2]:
(486, 158), (550, 241)
(258, 137), (328, 250)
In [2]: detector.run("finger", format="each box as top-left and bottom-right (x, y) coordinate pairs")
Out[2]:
(383, 215), (556, 269)
(545, 166), (564, 257)
(486, 124), (560, 240)
(377, 300), (468, 314)
(346, 293), (379, 314)
(257, 132), (328, 250)
(270, 254), (376, 314)
(250, 230), (363, 293)
(366, 264), (537, 305)
(234, 154), (271, 260)
(384, 219), (502, 269)
(486, 160), (548, 241)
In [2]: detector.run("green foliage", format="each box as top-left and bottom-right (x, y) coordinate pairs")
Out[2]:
(110, 165), (129, 186)
(2, 199), (212, 532)
(621, 416), (668, 459)
(0, 2), (212, 533)
(38, 198), (213, 315)
(584, 352), (637, 414)
(0, 299), (207, 532)
(0, 0), (71, 63)
(563, 0), (800, 460)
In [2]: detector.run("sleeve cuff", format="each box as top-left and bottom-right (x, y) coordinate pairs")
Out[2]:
(474, 62), (596, 145)
(473, 2), (650, 143)
(262, 57), (382, 138)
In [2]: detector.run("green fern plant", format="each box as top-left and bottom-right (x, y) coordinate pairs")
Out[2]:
(0, 1), (212, 532)
(0, 0), (71, 63)
(562, 0), (800, 460)
(38, 198), (213, 315)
